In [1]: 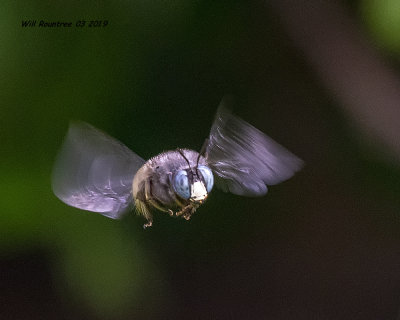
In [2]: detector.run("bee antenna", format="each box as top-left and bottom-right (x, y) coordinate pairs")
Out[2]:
(196, 138), (209, 171)
(177, 148), (192, 171)
(196, 153), (201, 170)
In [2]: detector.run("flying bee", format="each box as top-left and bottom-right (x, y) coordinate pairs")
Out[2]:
(52, 99), (303, 228)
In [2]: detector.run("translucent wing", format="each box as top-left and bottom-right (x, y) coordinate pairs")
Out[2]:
(205, 102), (303, 196)
(52, 122), (145, 218)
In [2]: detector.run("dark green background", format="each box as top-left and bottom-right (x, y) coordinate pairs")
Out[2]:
(2, 0), (400, 319)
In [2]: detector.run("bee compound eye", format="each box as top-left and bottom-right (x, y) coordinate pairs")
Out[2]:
(197, 165), (214, 193)
(173, 170), (190, 200)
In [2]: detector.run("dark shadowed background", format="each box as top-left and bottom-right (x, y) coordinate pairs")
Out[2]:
(2, 0), (400, 319)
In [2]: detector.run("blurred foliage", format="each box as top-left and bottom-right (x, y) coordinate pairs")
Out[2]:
(360, 0), (400, 55)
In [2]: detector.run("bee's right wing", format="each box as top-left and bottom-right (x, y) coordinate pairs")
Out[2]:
(205, 102), (303, 197)
(52, 122), (145, 219)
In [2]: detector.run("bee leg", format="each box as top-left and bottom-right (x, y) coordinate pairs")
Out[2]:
(175, 206), (188, 218)
(177, 204), (197, 221)
(182, 207), (195, 220)
(143, 220), (153, 229)
(134, 198), (153, 229)
(168, 209), (175, 217)
(182, 213), (191, 220)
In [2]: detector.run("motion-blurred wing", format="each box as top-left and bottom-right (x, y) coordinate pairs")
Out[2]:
(205, 103), (303, 196)
(52, 122), (145, 218)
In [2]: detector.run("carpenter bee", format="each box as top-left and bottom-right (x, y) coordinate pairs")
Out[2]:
(52, 99), (303, 228)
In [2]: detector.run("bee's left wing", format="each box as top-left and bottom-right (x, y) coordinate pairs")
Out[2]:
(52, 122), (145, 219)
(204, 103), (303, 196)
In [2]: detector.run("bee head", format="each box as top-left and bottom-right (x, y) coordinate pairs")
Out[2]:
(172, 165), (214, 203)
